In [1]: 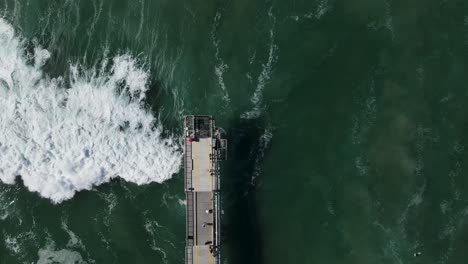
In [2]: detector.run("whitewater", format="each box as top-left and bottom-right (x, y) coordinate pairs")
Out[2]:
(0, 18), (182, 203)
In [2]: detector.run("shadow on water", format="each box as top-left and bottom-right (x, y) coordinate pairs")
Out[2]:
(222, 116), (267, 264)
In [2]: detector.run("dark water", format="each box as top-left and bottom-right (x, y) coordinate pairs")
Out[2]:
(1, 0), (468, 263)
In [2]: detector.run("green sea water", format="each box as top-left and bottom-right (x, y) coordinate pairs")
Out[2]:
(1, 0), (468, 263)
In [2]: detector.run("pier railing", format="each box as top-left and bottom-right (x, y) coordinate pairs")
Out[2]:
(186, 192), (195, 245)
(184, 138), (193, 191)
(185, 247), (193, 264)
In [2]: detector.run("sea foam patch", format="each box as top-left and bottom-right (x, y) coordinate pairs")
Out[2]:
(0, 18), (182, 203)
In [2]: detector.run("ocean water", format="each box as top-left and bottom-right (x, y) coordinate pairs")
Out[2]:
(1, 0), (468, 263)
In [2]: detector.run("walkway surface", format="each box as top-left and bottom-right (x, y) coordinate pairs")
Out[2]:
(185, 116), (222, 264)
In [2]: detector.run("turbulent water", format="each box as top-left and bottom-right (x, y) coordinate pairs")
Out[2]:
(0, 19), (181, 203)
(2, 0), (468, 263)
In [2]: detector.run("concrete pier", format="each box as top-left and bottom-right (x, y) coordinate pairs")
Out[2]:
(184, 116), (226, 264)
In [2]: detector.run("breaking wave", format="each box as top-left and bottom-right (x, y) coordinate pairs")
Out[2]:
(0, 18), (182, 203)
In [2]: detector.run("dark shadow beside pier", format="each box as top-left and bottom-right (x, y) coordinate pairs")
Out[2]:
(221, 116), (268, 264)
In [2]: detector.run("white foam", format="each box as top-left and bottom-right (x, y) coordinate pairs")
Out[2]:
(211, 11), (230, 103)
(242, 7), (277, 119)
(61, 219), (84, 249)
(355, 156), (369, 177)
(290, 0), (332, 22)
(0, 186), (13, 220)
(144, 219), (168, 263)
(98, 192), (118, 227)
(351, 81), (377, 145)
(440, 200), (451, 214)
(0, 18), (182, 203)
(366, 1), (394, 40)
(314, 0), (331, 19)
(178, 198), (186, 206)
(4, 235), (21, 254)
(3, 231), (37, 258)
(37, 241), (87, 264)
(250, 127), (273, 186)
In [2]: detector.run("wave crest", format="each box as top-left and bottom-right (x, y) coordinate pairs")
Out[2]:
(0, 18), (182, 203)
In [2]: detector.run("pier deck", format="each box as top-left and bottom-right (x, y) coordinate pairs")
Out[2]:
(185, 116), (226, 264)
